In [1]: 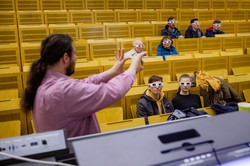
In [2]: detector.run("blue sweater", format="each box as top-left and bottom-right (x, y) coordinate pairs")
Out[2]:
(205, 27), (224, 37)
(157, 45), (178, 61)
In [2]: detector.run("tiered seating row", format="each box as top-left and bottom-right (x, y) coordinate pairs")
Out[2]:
(2, 9), (250, 26)
(1, 0), (250, 11)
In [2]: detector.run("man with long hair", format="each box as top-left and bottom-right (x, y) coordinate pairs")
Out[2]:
(22, 34), (146, 138)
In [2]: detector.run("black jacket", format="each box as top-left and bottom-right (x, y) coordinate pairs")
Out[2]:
(137, 90), (174, 124)
(185, 25), (204, 38)
(161, 25), (182, 39)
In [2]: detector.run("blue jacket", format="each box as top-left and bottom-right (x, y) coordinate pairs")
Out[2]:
(157, 45), (178, 61)
(205, 27), (225, 37)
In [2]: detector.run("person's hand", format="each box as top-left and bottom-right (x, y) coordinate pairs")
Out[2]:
(178, 35), (184, 39)
(106, 49), (128, 79)
(128, 51), (147, 74)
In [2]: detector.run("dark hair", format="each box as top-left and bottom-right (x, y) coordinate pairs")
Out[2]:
(160, 36), (173, 46)
(191, 18), (198, 24)
(213, 20), (221, 24)
(22, 34), (73, 111)
(148, 75), (163, 84)
(177, 74), (191, 94)
(168, 17), (175, 22)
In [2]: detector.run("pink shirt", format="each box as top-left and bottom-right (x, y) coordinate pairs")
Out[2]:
(33, 69), (136, 138)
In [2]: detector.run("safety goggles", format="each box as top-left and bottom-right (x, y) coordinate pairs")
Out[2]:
(168, 21), (177, 24)
(149, 82), (164, 87)
(179, 82), (192, 86)
(163, 41), (172, 44)
(133, 44), (144, 48)
(192, 22), (200, 25)
(213, 24), (222, 27)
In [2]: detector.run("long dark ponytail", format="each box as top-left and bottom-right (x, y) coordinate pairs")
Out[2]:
(22, 34), (73, 111)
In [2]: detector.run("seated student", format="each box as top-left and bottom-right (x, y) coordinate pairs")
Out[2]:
(161, 17), (184, 39)
(185, 19), (206, 38)
(124, 39), (145, 59)
(157, 36), (178, 61)
(205, 20), (225, 37)
(137, 75), (174, 124)
(172, 74), (202, 110)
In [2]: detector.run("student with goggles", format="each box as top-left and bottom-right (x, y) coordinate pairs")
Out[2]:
(205, 20), (225, 37)
(185, 19), (206, 38)
(137, 75), (174, 124)
(161, 17), (184, 39)
(124, 39), (145, 59)
(157, 36), (178, 61)
(172, 74), (202, 110)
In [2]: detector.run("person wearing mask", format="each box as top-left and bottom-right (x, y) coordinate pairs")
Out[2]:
(172, 74), (202, 110)
(185, 19), (206, 38)
(205, 20), (225, 37)
(137, 75), (174, 124)
(161, 17), (184, 39)
(157, 36), (178, 61)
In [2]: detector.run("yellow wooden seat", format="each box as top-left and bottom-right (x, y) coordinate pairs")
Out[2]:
(176, 38), (200, 54)
(69, 10), (94, 24)
(85, 0), (105, 10)
(74, 40), (90, 61)
(93, 10), (116, 23)
(20, 42), (41, 66)
(237, 22), (250, 34)
(131, 104), (138, 118)
(0, 98), (28, 135)
(240, 0), (250, 9)
(148, 113), (171, 125)
(0, 43), (20, 66)
(88, 39), (119, 60)
(15, 0), (39, 11)
(157, 9), (178, 21)
(0, 0), (15, 11)
(0, 25), (18, 44)
(222, 36), (244, 51)
(96, 107), (123, 124)
(0, 66), (23, 97)
(40, 0), (63, 10)
(44, 10), (69, 25)
(243, 89), (250, 102)
(232, 66), (250, 75)
(17, 11), (44, 25)
(0, 11), (16, 26)
(136, 9), (159, 22)
(145, 0), (162, 9)
(106, 0), (125, 10)
(104, 23), (131, 38)
(211, 0), (227, 10)
(196, 10), (214, 21)
(63, 0), (85, 10)
(0, 89), (18, 100)
(115, 9), (138, 23)
(140, 56), (171, 84)
(178, 9), (196, 22)
(0, 121), (21, 139)
(49, 24), (79, 41)
(99, 117), (145, 133)
(179, 0), (195, 9)
(19, 25), (49, 43)
(195, 0), (211, 9)
(228, 74), (250, 99)
(162, 0), (179, 9)
(227, 0), (240, 9)
(78, 23), (105, 40)
(231, 9), (247, 22)
(31, 119), (36, 133)
(126, 0), (144, 9)
(217, 22), (236, 35)
(228, 54), (250, 75)
(200, 37), (222, 52)
(129, 22), (155, 37)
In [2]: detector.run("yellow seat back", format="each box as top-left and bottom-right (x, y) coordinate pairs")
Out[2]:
(0, 121), (21, 139)
(96, 107), (123, 123)
(148, 113), (171, 124)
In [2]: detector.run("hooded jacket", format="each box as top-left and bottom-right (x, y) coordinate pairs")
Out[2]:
(161, 25), (182, 39)
(205, 27), (225, 37)
(137, 90), (174, 124)
(185, 25), (204, 38)
(156, 45), (178, 60)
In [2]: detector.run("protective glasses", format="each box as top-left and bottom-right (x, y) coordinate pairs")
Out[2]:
(168, 21), (177, 24)
(213, 24), (222, 27)
(163, 41), (172, 44)
(192, 22), (200, 25)
(179, 82), (192, 86)
(133, 44), (144, 48)
(149, 82), (164, 87)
